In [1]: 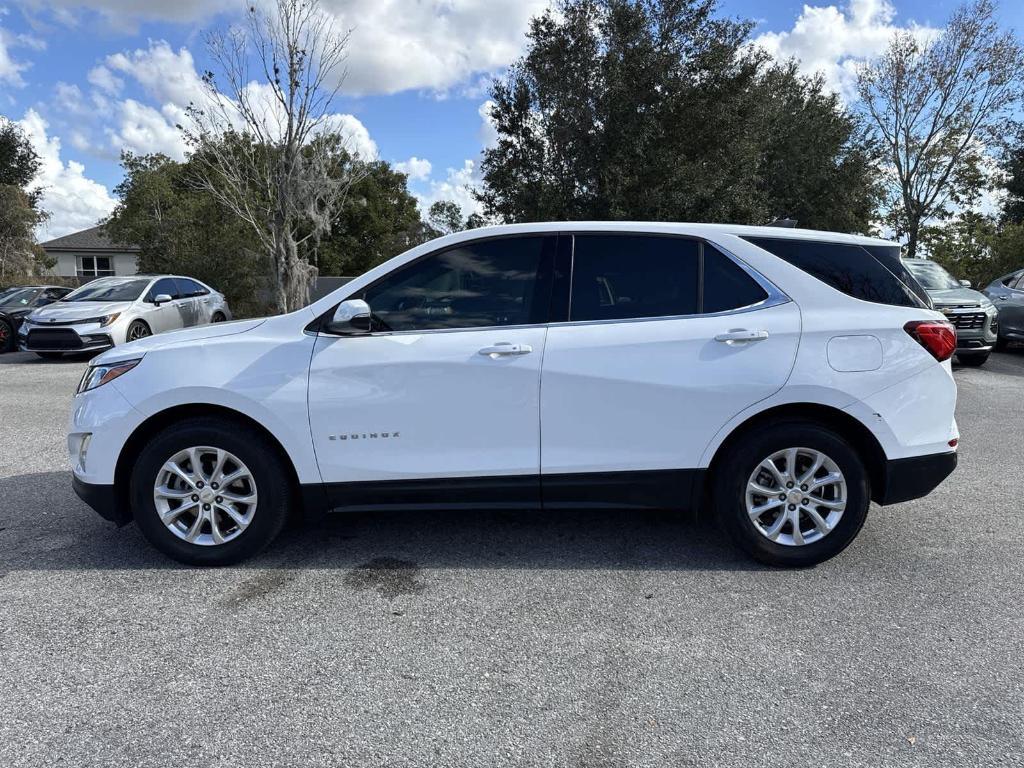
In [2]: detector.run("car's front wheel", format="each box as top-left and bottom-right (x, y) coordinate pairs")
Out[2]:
(126, 320), (151, 343)
(0, 318), (13, 353)
(713, 421), (870, 567)
(131, 418), (291, 565)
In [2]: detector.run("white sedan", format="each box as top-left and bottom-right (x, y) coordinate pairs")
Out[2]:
(19, 275), (231, 359)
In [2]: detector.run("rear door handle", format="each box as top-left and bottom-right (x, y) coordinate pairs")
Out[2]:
(479, 342), (533, 357)
(714, 329), (769, 344)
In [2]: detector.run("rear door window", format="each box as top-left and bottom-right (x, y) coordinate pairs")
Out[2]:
(702, 245), (769, 313)
(569, 235), (699, 321)
(744, 237), (926, 309)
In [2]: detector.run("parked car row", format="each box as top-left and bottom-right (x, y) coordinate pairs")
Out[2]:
(0, 275), (231, 359)
(902, 258), (1024, 367)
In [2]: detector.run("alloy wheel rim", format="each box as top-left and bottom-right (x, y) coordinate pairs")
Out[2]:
(128, 324), (150, 341)
(745, 447), (847, 547)
(153, 446), (258, 546)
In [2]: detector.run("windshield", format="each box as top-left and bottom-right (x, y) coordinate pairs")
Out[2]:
(0, 288), (39, 306)
(904, 260), (961, 291)
(61, 278), (151, 303)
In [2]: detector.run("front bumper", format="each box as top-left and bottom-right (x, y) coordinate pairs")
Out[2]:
(876, 451), (958, 506)
(19, 320), (114, 353)
(72, 475), (130, 525)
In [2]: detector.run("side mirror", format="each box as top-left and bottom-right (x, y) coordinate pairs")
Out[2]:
(325, 299), (372, 335)
(959, 279), (972, 289)
(153, 294), (173, 306)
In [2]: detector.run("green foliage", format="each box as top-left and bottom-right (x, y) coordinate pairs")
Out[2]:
(0, 118), (41, 208)
(478, 0), (881, 232)
(316, 158), (428, 276)
(1003, 137), (1024, 226)
(106, 152), (271, 317)
(0, 185), (49, 280)
(920, 213), (1024, 288)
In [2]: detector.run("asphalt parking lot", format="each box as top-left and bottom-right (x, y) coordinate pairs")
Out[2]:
(1, 349), (1022, 767)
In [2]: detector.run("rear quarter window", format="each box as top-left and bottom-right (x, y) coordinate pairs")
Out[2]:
(743, 237), (926, 309)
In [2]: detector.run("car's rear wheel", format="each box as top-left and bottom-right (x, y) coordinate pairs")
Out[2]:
(713, 422), (870, 567)
(126, 320), (151, 342)
(211, 312), (226, 323)
(0, 319), (13, 353)
(131, 418), (291, 566)
(956, 351), (990, 366)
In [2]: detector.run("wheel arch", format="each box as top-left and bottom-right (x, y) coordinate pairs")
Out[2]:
(704, 402), (889, 504)
(112, 403), (323, 525)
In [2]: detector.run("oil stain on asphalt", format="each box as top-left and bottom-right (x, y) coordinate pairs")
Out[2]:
(343, 557), (426, 598)
(220, 570), (297, 607)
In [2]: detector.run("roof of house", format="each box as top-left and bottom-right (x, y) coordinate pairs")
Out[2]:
(39, 225), (139, 253)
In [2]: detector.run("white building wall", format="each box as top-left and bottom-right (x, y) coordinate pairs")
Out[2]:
(47, 252), (139, 278)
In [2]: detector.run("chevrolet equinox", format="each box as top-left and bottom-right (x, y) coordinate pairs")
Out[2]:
(69, 223), (959, 567)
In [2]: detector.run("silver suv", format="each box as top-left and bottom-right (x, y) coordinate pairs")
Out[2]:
(903, 259), (998, 366)
(19, 275), (232, 359)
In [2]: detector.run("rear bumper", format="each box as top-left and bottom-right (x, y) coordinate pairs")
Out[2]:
(876, 451), (958, 506)
(72, 475), (130, 525)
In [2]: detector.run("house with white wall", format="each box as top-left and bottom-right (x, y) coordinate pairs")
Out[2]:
(39, 225), (140, 279)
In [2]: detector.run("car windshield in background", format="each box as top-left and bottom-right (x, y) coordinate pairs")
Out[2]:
(62, 279), (150, 303)
(904, 260), (962, 291)
(0, 288), (39, 306)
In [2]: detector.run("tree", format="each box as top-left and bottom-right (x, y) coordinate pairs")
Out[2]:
(920, 213), (1024, 288)
(0, 118), (41, 201)
(478, 0), (880, 232)
(857, 0), (1024, 258)
(0, 186), (48, 280)
(185, 0), (364, 312)
(0, 118), (48, 278)
(316, 156), (429, 276)
(1001, 132), (1024, 225)
(106, 152), (270, 317)
(427, 201), (464, 236)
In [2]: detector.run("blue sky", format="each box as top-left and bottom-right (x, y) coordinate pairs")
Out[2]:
(0, 0), (1021, 238)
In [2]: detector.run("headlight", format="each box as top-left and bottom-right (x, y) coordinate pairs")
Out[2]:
(98, 313), (120, 326)
(77, 359), (141, 394)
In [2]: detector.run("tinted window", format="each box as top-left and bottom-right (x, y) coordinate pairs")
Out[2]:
(703, 245), (769, 313)
(63, 278), (151, 302)
(0, 288), (40, 306)
(363, 236), (550, 331)
(1011, 273), (1024, 290)
(570, 235), (698, 321)
(866, 245), (931, 307)
(146, 278), (180, 302)
(744, 237), (926, 309)
(175, 278), (208, 297)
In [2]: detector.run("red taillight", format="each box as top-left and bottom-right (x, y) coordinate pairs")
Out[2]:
(904, 320), (957, 362)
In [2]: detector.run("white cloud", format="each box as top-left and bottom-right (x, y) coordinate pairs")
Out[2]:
(395, 156), (432, 182)
(107, 98), (188, 159)
(18, 109), (116, 239)
(752, 0), (939, 100)
(478, 100), (498, 148)
(0, 23), (30, 87)
(54, 82), (87, 113)
(87, 65), (123, 95)
(105, 41), (206, 108)
(417, 159), (482, 217)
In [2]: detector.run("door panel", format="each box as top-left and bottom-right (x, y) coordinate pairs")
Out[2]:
(308, 327), (547, 484)
(540, 301), (801, 475)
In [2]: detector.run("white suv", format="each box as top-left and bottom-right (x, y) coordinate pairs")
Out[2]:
(68, 223), (958, 567)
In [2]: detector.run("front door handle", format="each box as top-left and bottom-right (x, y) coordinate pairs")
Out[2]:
(478, 342), (533, 357)
(714, 329), (769, 344)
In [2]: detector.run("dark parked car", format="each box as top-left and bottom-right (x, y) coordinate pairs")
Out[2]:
(0, 285), (73, 353)
(984, 269), (1024, 351)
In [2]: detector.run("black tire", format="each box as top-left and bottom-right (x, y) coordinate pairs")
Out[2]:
(0, 319), (13, 353)
(995, 335), (1009, 352)
(211, 312), (226, 323)
(956, 351), (990, 367)
(131, 417), (291, 566)
(713, 421), (870, 567)
(126, 320), (151, 343)
(35, 352), (63, 360)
